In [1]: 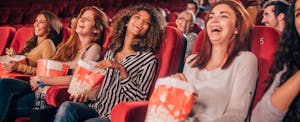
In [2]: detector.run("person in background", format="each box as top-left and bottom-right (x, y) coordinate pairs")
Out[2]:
(186, 0), (205, 29)
(3, 10), (62, 75)
(176, 10), (197, 57)
(54, 4), (166, 122)
(261, 0), (290, 32)
(0, 6), (107, 122)
(69, 14), (77, 29)
(251, 0), (300, 121)
(172, 1), (258, 121)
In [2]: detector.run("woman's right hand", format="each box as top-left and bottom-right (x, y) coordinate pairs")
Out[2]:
(170, 73), (188, 81)
(2, 61), (17, 73)
(5, 48), (17, 56)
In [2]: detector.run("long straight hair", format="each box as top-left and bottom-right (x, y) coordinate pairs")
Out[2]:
(189, 0), (252, 69)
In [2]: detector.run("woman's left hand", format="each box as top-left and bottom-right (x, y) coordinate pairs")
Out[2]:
(170, 73), (188, 81)
(29, 76), (39, 91)
(96, 59), (123, 70)
(69, 94), (88, 102)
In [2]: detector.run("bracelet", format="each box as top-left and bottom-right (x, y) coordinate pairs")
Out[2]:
(37, 76), (45, 88)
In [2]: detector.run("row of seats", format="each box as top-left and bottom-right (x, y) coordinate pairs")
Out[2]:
(12, 26), (281, 122)
(0, 0), (187, 25)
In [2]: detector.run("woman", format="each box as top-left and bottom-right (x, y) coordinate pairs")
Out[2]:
(172, 1), (258, 121)
(251, 0), (300, 121)
(3, 10), (62, 75)
(54, 5), (166, 122)
(0, 6), (108, 121)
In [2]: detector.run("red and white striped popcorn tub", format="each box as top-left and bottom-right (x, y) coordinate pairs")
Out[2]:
(145, 77), (195, 122)
(68, 59), (106, 100)
(0, 55), (26, 78)
(36, 59), (69, 77)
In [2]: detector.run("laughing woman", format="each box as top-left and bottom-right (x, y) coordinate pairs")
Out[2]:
(54, 5), (166, 122)
(172, 1), (258, 121)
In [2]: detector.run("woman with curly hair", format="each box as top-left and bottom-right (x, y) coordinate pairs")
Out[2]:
(54, 4), (166, 122)
(251, 0), (300, 121)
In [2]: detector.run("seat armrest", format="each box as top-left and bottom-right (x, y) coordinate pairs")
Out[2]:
(111, 101), (149, 122)
(45, 85), (70, 107)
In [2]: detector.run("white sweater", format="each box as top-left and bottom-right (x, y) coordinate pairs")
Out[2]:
(184, 51), (258, 122)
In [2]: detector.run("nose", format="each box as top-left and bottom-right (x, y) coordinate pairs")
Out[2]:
(261, 16), (266, 24)
(211, 16), (220, 23)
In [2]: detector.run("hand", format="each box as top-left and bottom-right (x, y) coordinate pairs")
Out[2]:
(2, 61), (17, 73)
(96, 59), (122, 70)
(69, 93), (88, 102)
(29, 76), (39, 91)
(170, 73), (188, 81)
(5, 48), (17, 56)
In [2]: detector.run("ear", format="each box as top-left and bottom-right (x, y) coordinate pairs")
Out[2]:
(277, 13), (285, 21)
(234, 28), (238, 35)
(93, 28), (99, 34)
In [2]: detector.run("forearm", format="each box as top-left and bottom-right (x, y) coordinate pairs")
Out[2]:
(16, 64), (36, 75)
(271, 71), (300, 112)
(41, 75), (72, 86)
(119, 66), (128, 80)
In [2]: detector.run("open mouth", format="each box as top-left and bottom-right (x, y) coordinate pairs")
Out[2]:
(211, 27), (222, 32)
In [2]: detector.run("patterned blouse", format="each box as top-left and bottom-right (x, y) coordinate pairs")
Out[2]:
(89, 50), (158, 118)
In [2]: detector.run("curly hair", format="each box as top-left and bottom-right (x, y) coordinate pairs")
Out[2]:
(109, 4), (166, 54)
(267, 0), (300, 121)
(20, 10), (63, 55)
(51, 6), (108, 62)
(190, 0), (252, 69)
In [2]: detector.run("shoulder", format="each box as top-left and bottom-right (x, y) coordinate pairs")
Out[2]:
(236, 51), (257, 61)
(41, 39), (55, 47)
(235, 51), (258, 66)
(88, 43), (102, 52)
(140, 51), (157, 62)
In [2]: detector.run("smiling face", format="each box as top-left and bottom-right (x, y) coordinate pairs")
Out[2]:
(176, 12), (194, 33)
(262, 5), (280, 29)
(126, 10), (151, 37)
(295, 0), (300, 35)
(34, 14), (50, 37)
(76, 10), (97, 36)
(206, 4), (237, 47)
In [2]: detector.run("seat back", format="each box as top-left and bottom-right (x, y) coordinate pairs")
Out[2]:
(192, 30), (204, 54)
(101, 27), (112, 56)
(10, 26), (34, 53)
(62, 26), (71, 42)
(0, 26), (16, 55)
(250, 26), (281, 110)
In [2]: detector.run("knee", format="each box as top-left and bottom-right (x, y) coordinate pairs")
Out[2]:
(58, 101), (74, 113)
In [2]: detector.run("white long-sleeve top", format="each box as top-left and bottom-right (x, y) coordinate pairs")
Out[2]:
(185, 51), (258, 122)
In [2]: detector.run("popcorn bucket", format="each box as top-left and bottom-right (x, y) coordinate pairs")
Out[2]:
(68, 59), (106, 100)
(36, 59), (69, 77)
(145, 77), (195, 122)
(0, 55), (26, 78)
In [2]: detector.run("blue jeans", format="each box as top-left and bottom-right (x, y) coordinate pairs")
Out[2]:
(54, 101), (110, 122)
(0, 78), (33, 121)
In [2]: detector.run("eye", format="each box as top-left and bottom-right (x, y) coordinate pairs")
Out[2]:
(208, 15), (214, 19)
(295, 12), (300, 17)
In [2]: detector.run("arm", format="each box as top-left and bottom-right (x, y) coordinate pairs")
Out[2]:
(215, 53), (258, 122)
(120, 57), (158, 101)
(251, 71), (300, 122)
(15, 39), (56, 75)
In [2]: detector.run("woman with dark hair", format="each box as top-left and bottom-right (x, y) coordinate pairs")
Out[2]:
(3, 10), (62, 75)
(0, 6), (108, 121)
(251, 0), (300, 121)
(172, 1), (258, 121)
(54, 5), (166, 122)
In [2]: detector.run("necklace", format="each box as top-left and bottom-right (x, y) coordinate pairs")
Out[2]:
(115, 51), (137, 62)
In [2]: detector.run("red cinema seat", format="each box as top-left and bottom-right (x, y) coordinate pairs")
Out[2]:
(110, 26), (185, 122)
(10, 26), (34, 53)
(250, 26), (281, 111)
(0, 26), (16, 55)
(62, 26), (71, 42)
